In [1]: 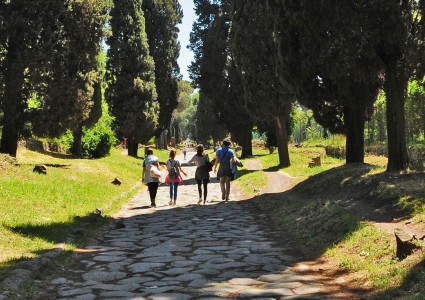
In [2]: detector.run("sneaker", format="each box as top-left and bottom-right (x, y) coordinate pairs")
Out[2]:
(173, 200), (176, 206)
(168, 200), (173, 206)
(197, 198), (202, 204)
(221, 192), (226, 200)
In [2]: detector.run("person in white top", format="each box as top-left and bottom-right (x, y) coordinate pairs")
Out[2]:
(187, 144), (210, 205)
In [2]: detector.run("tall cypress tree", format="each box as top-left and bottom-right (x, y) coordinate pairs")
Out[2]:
(0, 0), (69, 157)
(0, 0), (110, 157)
(106, 0), (159, 157)
(142, 0), (183, 147)
(269, 0), (382, 165)
(230, 0), (293, 167)
(189, 0), (254, 157)
(31, 0), (111, 156)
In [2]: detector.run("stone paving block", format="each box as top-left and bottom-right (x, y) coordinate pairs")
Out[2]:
(238, 287), (294, 298)
(72, 293), (96, 300)
(128, 262), (165, 273)
(58, 287), (93, 297)
(99, 290), (138, 298)
(161, 267), (194, 276)
(82, 270), (126, 282)
(145, 293), (192, 300)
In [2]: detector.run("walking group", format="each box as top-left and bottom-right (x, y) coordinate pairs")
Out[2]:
(141, 138), (239, 208)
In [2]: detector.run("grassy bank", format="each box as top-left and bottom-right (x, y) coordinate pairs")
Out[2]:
(0, 146), (169, 281)
(239, 145), (425, 298)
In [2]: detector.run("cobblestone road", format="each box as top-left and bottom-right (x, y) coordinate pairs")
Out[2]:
(38, 152), (338, 299)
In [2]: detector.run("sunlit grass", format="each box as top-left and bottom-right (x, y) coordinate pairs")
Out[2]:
(0, 146), (154, 274)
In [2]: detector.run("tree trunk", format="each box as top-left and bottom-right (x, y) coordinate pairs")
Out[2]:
(275, 114), (290, 167)
(0, 36), (25, 157)
(71, 126), (83, 157)
(237, 127), (253, 158)
(344, 106), (365, 164)
(384, 60), (409, 172)
(127, 136), (139, 157)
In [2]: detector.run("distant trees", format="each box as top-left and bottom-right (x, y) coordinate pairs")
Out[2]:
(106, 0), (159, 157)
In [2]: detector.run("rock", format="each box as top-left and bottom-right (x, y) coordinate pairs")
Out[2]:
(111, 178), (122, 185)
(308, 156), (321, 168)
(33, 164), (47, 174)
(395, 227), (420, 259)
(115, 220), (126, 229)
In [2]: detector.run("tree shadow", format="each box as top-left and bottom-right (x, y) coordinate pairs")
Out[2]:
(5, 212), (112, 245)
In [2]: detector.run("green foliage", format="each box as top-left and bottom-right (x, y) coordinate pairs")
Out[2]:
(406, 80), (425, 143)
(142, 0), (182, 136)
(0, 0), (111, 157)
(106, 0), (159, 149)
(81, 113), (116, 158)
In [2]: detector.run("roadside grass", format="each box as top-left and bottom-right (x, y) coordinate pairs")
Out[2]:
(237, 145), (424, 297)
(0, 146), (165, 281)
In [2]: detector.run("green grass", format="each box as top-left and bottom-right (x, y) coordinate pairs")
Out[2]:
(234, 168), (268, 196)
(259, 145), (345, 178)
(236, 145), (424, 298)
(0, 146), (163, 280)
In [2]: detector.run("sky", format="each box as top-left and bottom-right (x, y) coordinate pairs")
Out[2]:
(177, 1), (196, 81)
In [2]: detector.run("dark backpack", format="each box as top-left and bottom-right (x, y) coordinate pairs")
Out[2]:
(168, 160), (179, 179)
(205, 156), (213, 172)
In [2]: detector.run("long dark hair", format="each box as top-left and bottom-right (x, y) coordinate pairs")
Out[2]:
(196, 144), (204, 156)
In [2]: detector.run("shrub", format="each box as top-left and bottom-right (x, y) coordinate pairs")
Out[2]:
(408, 143), (425, 171)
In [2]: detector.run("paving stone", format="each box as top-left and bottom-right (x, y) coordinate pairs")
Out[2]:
(58, 288), (93, 297)
(72, 293), (96, 300)
(227, 278), (264, 286)
(161, 267), (194, 276)
(82, 270), (126, 282)
(99, 291), (138, 298)
(128, 262), (165, 273)
(146, 293), (191, 300)
(238, 287), (294, 297)
(293, 285), (324, 295)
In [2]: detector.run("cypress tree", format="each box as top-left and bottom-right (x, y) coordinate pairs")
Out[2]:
(0, 0), (110, 157)
(230, 0), (293, 167)
(106, 0), (159, 157)
(142, 0), (183, 146)
(189, 0), (254, 157)
(0, 0), (69, 157)
(269, 0), (382, 164)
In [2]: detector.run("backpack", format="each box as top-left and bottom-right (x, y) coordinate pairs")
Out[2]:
(205, 156), (213, 172)
(168, 160), (179, 179)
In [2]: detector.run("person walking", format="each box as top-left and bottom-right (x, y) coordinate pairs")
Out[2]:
(165, 150), (187, 206)
(183, 144), (187, 160)
(142, 149), (162, 208)
(214, 138), (235, 201)
(188, 144), (210, 205)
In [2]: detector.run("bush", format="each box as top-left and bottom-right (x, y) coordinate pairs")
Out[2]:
(408, 143), (425, 171)
(81, 131), (114, 158)
(325, 145), (346, 159)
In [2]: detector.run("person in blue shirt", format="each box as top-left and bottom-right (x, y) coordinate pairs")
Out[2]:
(213, 138), (235, 201)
